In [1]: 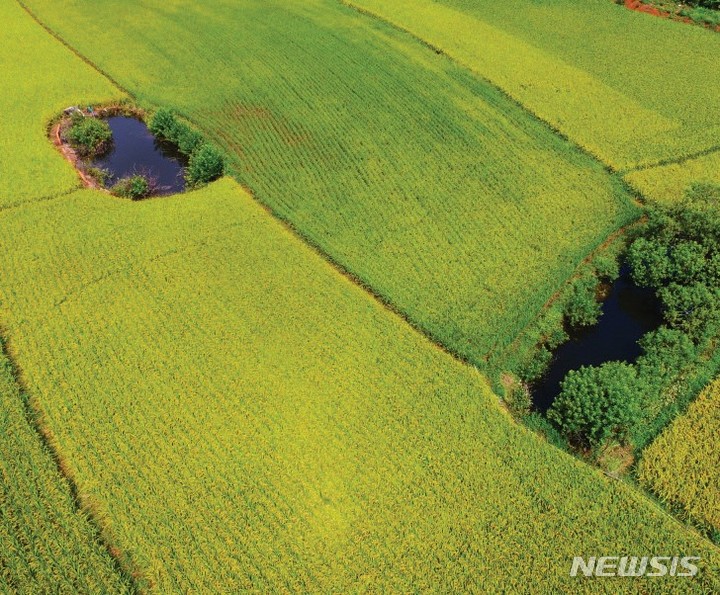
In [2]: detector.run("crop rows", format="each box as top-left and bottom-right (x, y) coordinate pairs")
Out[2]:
(0, 181), (718, 591)
(639, 378), (720, 536)
(0, 0), (121, 208)
(3, 0), (720, 590)
(21, 0), (637, 367)
(347, 0), (720, 176)
(0, 340), (133, 593)
(626, 150), (720, 203)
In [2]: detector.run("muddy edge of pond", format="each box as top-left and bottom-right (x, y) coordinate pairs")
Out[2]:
(49, 104), (148, 192)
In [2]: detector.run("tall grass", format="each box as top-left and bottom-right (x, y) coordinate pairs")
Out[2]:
(0, 341), (134, 592)
(347, 0), (720, 172)
(0, 0), (121, 207)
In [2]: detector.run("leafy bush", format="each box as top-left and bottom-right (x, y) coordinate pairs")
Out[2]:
(66, 117), (112, 157)
(502, 374), (531, 417)
(176, 127), (204, 155)
(85, 166), (111, 187)
(548, 362), (641, 450)
(150, 108), (224, 187)
(593, 253), (620, 283)
(564, 274), (601, 328)
(148, 107), (178, 139)
(112, 174), (150, 200)
(186, 144), (224, 187)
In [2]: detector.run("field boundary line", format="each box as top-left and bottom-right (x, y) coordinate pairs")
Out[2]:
(0, 328), (146, 592)
(620, 143), (720, 176)
(338, 0), (622, 175)
(0, 187), (80, 217)
(16, 1), (131, 98)
(12, 0), (720, 564)
(484, 210), (644, 365)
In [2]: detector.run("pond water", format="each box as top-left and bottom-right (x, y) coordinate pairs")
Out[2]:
(93, 116), (187, 194)
(532, 267), (662, 412)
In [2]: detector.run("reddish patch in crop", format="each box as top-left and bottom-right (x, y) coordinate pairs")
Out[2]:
(625, 0), (666, 18)
(623, 0), (720, 32)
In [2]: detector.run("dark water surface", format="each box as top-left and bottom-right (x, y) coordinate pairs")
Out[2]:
(94, 117), (187, 194)
(532, 268), (662, 412)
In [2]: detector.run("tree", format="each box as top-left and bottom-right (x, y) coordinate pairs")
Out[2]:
(548, 362), (641, 450)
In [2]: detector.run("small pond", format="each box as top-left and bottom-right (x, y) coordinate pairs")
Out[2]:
(93, 116), (187, 194)
(532, 267), (662, 412)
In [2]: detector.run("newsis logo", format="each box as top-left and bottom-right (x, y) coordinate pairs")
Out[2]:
(570, 556), (700, 578)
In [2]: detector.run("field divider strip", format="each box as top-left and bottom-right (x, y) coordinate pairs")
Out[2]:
(0, 326), (146, 592)
(484, 210), (645, 366)
(620, 143), (720, 176)
(0, 187), (81, 218)
(15, 1), (131, 98)
(337, 0), (622, 175)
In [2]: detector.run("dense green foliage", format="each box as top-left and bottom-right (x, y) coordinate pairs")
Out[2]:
(628, 184), (720, 343)
(112, 174), (150, 200)
(149, 108), (205, 157)
(549, 184), (720, 451)
(65, 116), (112, 157)
(548, 362), (641, 449)
(22, 0), (637, 367)
(186, 143), (224, 187)
(563, 272), (602, 329)
(150, 108), (223, 186)
(640, 377), (720, 536)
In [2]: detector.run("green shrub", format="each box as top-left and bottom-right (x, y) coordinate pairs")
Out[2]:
(113, 174), (150, 200)
(176, 127), (204, 155)
(148, 107), (179, 139)
(518, 345), (553, 383)
(150, 108), (225, 187)
(564, 274), (601, 328)
(150, 108), (203, 155)
(66, 117), (112, 157)
(502, 374), (532, 417)
(186, 144), (224, 187)
(548, 362), (641, 450)
(593, 253), (620, 283)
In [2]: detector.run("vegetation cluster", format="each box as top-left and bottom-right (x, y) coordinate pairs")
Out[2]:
(549, 185), (720, 454)
(65, 113), (112, 158)
(149, 109), (224, 187)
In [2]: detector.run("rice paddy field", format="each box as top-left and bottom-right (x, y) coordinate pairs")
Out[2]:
(2, 0), (720, 591)
(348, 0), (720, 174)
(4, 179), (719, 592)
(0, 344), (135, 593)
(17, 0), (639, 366)
(639, 378), (720, 538)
